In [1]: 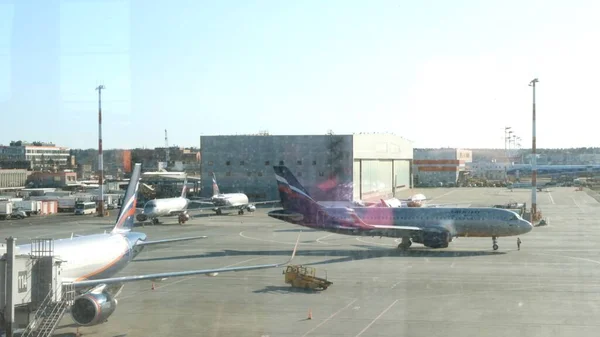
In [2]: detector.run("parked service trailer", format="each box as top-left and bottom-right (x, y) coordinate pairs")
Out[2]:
(0, 201), (13, 220)
(57, 198), (76, 212)
(14, 200), (42, 216)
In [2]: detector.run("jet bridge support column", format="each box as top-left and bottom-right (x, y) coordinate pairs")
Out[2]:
(5, 237), (16, 337)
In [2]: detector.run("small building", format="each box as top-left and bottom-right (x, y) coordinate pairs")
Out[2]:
(27, 171), (77, 188)
(0, 169), (27, 191)
(466, 160), (508, 181)
(413, 148), (472, 186)
(77, 164), (93, 180)
(0, 141), (70, 171)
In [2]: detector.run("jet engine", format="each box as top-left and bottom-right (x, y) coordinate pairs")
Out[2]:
(178, 213), (190, 223)
(245, 205), (256, 212)
(71, 292), (118, 326)
(136, 213), (147, 222)
(414, 230), (451, 248)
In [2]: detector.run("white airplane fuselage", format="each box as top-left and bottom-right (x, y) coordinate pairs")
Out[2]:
(212, 193), (250, 207)
(270, 207), (532, 238)
(17, 232), (146, 282)
(140, 197), (189, 220)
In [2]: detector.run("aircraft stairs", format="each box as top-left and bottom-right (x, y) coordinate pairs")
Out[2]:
(20, 283), (76, 337)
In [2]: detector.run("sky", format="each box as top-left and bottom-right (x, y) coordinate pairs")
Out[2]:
(0, 0), (599, 149)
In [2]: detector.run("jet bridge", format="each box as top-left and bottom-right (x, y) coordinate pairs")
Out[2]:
(0, 238), (73, 337)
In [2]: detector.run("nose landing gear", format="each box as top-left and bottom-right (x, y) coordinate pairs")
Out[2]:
(492, 236), (499, 251)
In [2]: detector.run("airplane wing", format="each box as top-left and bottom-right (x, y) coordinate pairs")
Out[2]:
(72, 236), (299, 288)
(136, 235), (208, 247)
(189, 200), (216, 205)
(422, 202), (470, 208)
(347, 213), (422, 236)
(363, 225), (422, 237)
(250, 200), (280, 205)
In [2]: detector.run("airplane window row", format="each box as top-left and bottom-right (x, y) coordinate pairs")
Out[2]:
(215, 160), (319, 166)
(356, 215), (488, 221)
(219, 171), (315, 177)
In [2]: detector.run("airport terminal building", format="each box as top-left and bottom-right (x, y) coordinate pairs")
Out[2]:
(200, 134), (413, 202)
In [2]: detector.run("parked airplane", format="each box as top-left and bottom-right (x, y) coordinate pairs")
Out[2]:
(194, 172), (279, 215)
(16, 164), (298, 327)
(268, 166), (532, 251)
(506, 164), (600, 176)
(507, 182), (551, 192)
(136, 179), (192, 224)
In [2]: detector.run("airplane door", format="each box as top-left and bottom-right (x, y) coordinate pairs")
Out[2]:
(317, 210), (326, 227)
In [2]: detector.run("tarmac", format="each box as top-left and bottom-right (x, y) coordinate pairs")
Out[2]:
(2, 187), (600, 337)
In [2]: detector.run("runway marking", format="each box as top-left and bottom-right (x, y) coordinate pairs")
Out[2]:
(390, 280), (404, 289)
(118, 257), (264, 300)
(354, 299), (398, 337)
(431, 189), (456, 201)
(530, 252), (600, 266)
(316, 233), (340, 245)
(355, 237), (396, 247)
(571, 197), (584, 212)
(548, 193), (555, 205)
(300, 298), (358, 337)
(239, 231), (319, 246)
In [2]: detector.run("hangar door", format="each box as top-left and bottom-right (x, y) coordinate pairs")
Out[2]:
(393, 160), (410, 195)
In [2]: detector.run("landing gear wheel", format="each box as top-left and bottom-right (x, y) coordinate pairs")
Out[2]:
(152, 218), (159, 225)
(238, 210), (244, 215)
(397, 237), (412, 250)
(492, 236), (498, 251)
(493, 244), (499, 251)
(216, 209), (222, 215)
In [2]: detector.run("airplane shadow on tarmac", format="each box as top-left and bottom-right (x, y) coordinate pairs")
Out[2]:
(134, 246), (505, 267)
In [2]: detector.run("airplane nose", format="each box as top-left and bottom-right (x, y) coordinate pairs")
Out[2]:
(520, 219), (533, 233)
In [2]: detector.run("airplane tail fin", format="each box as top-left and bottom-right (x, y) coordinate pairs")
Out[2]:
(181, 178), (188, 198)
(273, 166), (321, 214)
(211, 172), (220, 197)
(112, 163), (142, 234)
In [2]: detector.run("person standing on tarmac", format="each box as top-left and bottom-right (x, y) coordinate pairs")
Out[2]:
(517, 237), (522, 250)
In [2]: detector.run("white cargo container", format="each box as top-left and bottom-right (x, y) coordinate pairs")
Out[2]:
(0, 202), (13, 220)
(14, 200), (42, 216)
(57, 198), (77, 212)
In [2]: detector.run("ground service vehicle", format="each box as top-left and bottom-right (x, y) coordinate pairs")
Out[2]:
(283, 265), (333, 290)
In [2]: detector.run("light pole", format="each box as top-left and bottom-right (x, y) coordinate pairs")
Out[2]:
(96, 85), (105, 216)
(504, 126), (511, 160)
(508, 130), (513, 161)
(529, 78), (539, 223)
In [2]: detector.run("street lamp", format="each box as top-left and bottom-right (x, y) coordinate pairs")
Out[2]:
(529, 78), (539, 222)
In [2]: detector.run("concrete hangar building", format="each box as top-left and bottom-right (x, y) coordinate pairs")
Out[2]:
(200, 134), (414, 202)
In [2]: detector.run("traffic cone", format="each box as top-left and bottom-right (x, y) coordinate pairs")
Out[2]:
(307, 309), (312, 320)
(151, 282), (155, 290)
